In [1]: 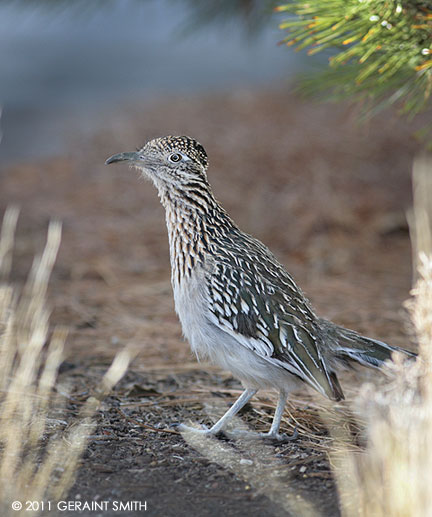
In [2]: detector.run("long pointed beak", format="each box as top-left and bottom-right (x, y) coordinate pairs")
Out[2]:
(105, 151), (140, 165)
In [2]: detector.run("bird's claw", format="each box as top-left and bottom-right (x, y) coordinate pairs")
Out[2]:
(271, 426), (298, 442)
(264, 428), (298, 442)
(224, 426), (298, 442)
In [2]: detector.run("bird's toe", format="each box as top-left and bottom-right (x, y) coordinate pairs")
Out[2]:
(223, 429), (262, 440)
(177, 423), (213, 435)
(261, 427), (298, 442)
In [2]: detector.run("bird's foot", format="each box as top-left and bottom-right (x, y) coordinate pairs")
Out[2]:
(175, 422), (219, 437)
(261, 427), (298, 442)
(174, 422), (298, 442)
(224, 427), (298, 442)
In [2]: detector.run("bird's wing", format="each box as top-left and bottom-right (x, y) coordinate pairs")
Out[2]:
(205, 251), (343, 401)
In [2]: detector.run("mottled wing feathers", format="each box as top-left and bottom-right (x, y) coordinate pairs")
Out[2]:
(206, 230), (344, 401)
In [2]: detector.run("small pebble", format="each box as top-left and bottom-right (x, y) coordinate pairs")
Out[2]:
(240, 459), (253, 466)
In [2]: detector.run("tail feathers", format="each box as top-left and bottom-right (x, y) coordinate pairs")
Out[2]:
(320, 320), (416, 369)
(327, 370), (345, 401)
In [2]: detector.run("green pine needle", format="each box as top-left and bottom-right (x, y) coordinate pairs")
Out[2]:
(277, 0), (432, 143)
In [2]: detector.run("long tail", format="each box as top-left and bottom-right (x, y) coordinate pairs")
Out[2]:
(319, 319), (417, 368)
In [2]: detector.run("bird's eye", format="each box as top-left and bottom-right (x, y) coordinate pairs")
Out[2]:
(169, 153), (182, 163)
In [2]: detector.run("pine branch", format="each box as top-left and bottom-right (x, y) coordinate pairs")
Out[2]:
(277, 0), (432, 141)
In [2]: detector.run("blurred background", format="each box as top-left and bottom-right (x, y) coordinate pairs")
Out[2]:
(0, 0), (309, 164)
(0, 0), (424, 341)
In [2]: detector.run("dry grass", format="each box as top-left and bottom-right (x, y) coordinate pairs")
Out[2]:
(0, 207), (132, 517)
(409, 155), (432, 280)
(330, 156), (432, 517)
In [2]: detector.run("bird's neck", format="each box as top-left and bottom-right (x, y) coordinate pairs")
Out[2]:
(157, 183), (235, 284)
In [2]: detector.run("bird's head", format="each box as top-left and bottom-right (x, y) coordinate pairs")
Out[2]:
(105, 135), (209, 189)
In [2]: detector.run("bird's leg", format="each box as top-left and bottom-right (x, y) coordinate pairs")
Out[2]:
(177, 388), (257, 436)
(260, 390), (298, 440)
(225, 390), (298, 442)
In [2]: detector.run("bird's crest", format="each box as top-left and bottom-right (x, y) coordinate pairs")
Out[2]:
(151, 135), (209, 170)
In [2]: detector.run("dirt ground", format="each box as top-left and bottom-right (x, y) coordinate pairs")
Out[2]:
(0, 89), (423, 516)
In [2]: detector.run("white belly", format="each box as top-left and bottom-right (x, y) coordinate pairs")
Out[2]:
(172, 266), (214, 358)
(172, 267), (301, 393)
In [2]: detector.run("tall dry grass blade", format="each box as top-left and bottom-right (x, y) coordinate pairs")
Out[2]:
(0, 285), (15, 393)
(408, 154), (432, 281)
(0, 206), (19, 281)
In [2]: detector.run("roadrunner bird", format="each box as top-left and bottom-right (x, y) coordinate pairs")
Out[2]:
(106, 135), (415, 440)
